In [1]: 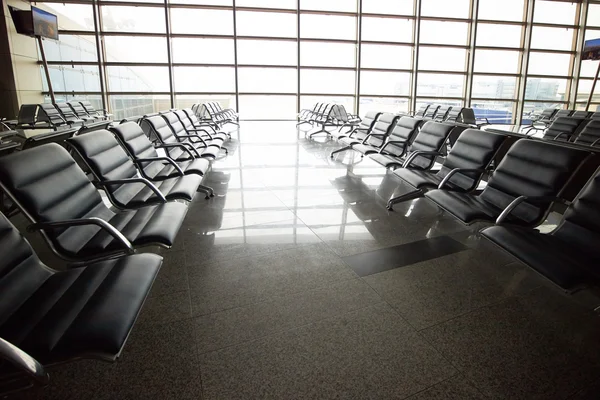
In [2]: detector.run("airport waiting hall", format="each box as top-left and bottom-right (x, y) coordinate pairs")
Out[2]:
(2, 0), (600, 399)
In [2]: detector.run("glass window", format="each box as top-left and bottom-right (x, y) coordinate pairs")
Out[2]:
(170, 8), (233, 35)
(300, 0), (358, 12)
(239, 95), (296, 119)
(359, 97), (409, 114)
(476, 24), (523, 48)
(421, 0), (470, 19)
(474, 50), (520, 73)
(173, 66), (235, 92)
(105, 37), (168, 63)
(417, 73), (464, 97)
(419, 47), (466, 71)
(478, 0), (525, 21)
(236, 11), (297, 38)
(40, 3), (95, 31)
(107, 66), (170, 92)
(531, 27), (575, 51)
(525, 77), (568, 101)
(580, 59), (599, 78)
(360, 44), (412, 69)
(360, 71), (410, 95)
(471, 100), (515, 124)
(300, 69), (356, 94)
(175, 94), (236, 111)
(42, 35), (97, 62)
(172, 38), (235, 64)
(301, 42), (356, 68)
(420, 21), (468, 45)
(361, 17), (413, 43)
(362, 0), (414, 15)
(576, 79), (600, 103)
(301, 95), (355, 114)
(102, 6), (166, 33)
(522, 101), (568, 123)
(472, 75), (517, 99)
(237, 0), (295, 9)
(170, 0), (232, 5)
(238, 67), (297, 93)
(238, 40), (297, 66)
(528, 52), (572, 76)
(415, 99), (463, 110)
(43, 65), (101, 93)
(585, 28), (600, 42)
(109, 95), (171, 120)
(588, 4), (600, 27)
(533, 1), (578, 25)
(300, 14), (357, 40)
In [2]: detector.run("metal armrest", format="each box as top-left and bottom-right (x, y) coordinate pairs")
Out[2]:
(155, 143), (198, 159)
(378, 140), (408, 154)
(590, 137), (600, 147)
(177, 134), (207, 146)
(0, 338), (48, 387)
(28, 217), (134, 253)
(496, 195), (568, 224)
(99, 178), (167, 202)
(552, 131), (572, 141)
(361, 132), (386, 143)
(437, 168), (485, 189)
(402, 150), (442, 168)
(136, 157), (184, 176)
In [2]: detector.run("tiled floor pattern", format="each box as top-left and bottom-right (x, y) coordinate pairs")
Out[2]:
(10, 121), (600, 400)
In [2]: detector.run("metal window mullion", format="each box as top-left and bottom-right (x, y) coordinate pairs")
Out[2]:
(164, 0), (174, 108)
(356, 0), (362, 115)
(571, 0), (589, 107)
(410, 0), (421, 113)
(515, 0), (535, 123)
(465, 0), (478, 107)
(297, 0), (300, 114)
(92, 0), (108, 112)
(233, 0), (240, 112)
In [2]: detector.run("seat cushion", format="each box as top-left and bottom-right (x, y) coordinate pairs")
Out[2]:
(0, 253), (161, 364)
(152, 158), (210, 179)
(481, 226), (599, 290)
(425, 189), (499, 224)
(369, 153), (405, 168)
(352, 143), (381, 155)
(394, 169), (443, 190)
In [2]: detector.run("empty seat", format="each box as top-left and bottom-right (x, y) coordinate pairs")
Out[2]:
(425, 139), (591, 226)
(68, 102), (97, 122)
(542, 117), (587, 141)
(590, 111), (600, 121)
(369, 121), (459, 169)
(162, 112), (224, 157)
(350, 113), (400, 156)
(37, 104), (68, 128)
(329, 111), (381, 141)
(481, 167), (600, 291)
(0, 211), (161, 388)
(367, 116), (423, 166)
(68, 130), (204, 207)
(444, 107), (463, 123)
(413, 104), (429, 118)
(574, 119), (600, 147)
(0, 143), (188, 262)
(79, 100), (112, 120)
(423, 105), (440, 119)
(53, 103), (84, 125)
(555, 109), (574, 119)
(570, 111), (592, 119)
(111, 122), (213, 194)
(387, 129), (507, 210)
(433, 106), (452, 122)
(182, 108), (220, 131)
(174, 110), (228, 143)
(141, 116), (216, 160)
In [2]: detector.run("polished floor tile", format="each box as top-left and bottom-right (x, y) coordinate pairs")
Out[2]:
(13, 121), (600, 400)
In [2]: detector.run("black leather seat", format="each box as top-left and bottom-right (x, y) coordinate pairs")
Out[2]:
(369, 121), (460, 169)
(162, 112), (224, 155)
(574, 119), (600, 147)
(0, 211), (161, 389)
(141, 115), (219, 160)
(68, 130), (204, 207)
(183, 108), (220, 132)
(481, 168), (600, 291)
(367, 116), (423, 166)
(542, 117), (587, 141)
(346, 113), (400, 156)
(111, 122), (212, 182)
(37, 104), (68, 129)
(433, 105), (452, 122)
(79, 100), (112, 120)
(422, 105), (440, 120)
(329, 111), (381, 141)
(387, 129), (506, 210)
(174, 110), (228, 143)
(178, 109), (225, 140)
(445, 107), (463, 123)
(0, 144), (188, 262)
(425, 139), (591, 226)
(413, 104), (429, 118)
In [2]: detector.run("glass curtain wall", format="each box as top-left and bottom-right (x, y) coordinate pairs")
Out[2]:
(38, 0), (597, 122)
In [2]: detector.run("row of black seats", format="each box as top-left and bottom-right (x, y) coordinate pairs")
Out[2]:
(326, 110), (600, 292)
(193, 102), (239, 127)
(298, 103), (363, 138)
(525, 108), (600, 132)
(538, 116), (600, 147)
(0, 108), (232, 394)
(17, 101), (112, 131)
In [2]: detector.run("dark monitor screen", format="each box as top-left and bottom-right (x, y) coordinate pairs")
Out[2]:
(32, 6), (58, 40)
(583, 38), (600, 61)
(8, 6), (34, 37)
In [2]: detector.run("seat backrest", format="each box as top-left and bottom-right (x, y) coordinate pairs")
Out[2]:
(570, 111), (591, 119)
(407, 121), (456, 169)
(79, 100), (97, 114)
(424, 105), (440, 119)
(365, 113), (399, 148)
(538, 108), (558, 121)
(445, 107), (463, 123)
(0, 144), (105, 224)
(161, 112), (187, 138)
(590, 111), (600, 121)
(358, 111), (381, 131)
(554, 109), (573, 119)
(554, 167), (600, 254)
(414, 104), (429, 117)
(111, 122), (159, 160)
(140, 115), (177, 145)
(434, 106), (452, 121)
(437, 129), (506, 191)
(17, 104), (38, 126)
(55, 103), (78, 120)
(543, 117), (586, 141)
(0, 212), (53, 347)
(38, 104), (66, 126)
(335, 105), (351, 122)
(183, 108), (205, 126)
(459, 107), (477, 125)
(574, 119), (600, 147)
(174, 109), (196, 133)
(382, 116), (423, 157)
(479, 139), (589, 225)
(68, 102), (91, 118)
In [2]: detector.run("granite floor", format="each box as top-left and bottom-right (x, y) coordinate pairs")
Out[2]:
(9, 121), (600, 400)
